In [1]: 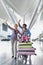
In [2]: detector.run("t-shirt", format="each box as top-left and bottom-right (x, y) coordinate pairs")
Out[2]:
(7, 24), (19, 40)
(11, 30), (19, 40)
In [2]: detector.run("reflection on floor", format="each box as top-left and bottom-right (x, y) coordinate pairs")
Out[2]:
(0, 41), (43, 65)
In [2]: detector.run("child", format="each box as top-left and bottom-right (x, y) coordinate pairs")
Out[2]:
(20, 27), (30, 42)
(18, 20), (31, 42)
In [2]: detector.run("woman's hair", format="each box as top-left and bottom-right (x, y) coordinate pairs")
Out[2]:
(14, 24), (18, 27)
(15, 24), (18, 26)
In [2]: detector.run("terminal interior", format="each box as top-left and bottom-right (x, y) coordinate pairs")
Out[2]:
(0, 0), (43, 65)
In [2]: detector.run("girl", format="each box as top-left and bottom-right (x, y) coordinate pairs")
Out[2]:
(18, 20), (31, 42)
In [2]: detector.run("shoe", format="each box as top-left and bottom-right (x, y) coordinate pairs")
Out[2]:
(14, 57), (17, 60)
(12, 56), (14, 58)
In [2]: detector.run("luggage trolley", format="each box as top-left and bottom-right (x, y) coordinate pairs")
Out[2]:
(18, 41), (36, 65)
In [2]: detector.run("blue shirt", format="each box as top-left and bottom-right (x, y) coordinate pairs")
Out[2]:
(19, 25), (31, 36)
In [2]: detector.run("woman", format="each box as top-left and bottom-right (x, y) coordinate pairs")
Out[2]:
(6, 20), (21, 59)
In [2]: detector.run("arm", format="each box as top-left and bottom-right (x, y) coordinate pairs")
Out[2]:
(27, 29), (31, 37)
(6, 21), (15, 30)
(17, 30), (24, 35)
(19, 25), (23, 29)
(29, 31), (31, 37)
(18, 30), (22, 35)
(18, 19), (23, 29)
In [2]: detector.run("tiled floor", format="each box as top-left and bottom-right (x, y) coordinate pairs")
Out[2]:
(0, 41), (43, 65)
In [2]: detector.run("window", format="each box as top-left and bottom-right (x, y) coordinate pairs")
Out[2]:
(2, 23), (8, 31)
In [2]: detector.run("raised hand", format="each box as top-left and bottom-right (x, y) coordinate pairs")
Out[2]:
(18, 19), (21, 26)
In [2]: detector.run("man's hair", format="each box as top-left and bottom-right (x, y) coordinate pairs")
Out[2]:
(23, 24), (27, 27)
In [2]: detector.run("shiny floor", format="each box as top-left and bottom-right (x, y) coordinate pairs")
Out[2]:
(0, 41), (43, 65)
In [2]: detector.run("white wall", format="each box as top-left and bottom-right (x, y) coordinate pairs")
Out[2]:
(31, 11), (43, 39)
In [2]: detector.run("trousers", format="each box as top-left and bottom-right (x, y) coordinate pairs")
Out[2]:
(11, 40), (17, 57)
(21, 36), (28, 42)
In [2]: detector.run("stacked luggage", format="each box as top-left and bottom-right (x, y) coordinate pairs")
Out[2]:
(18, 42), (36, 55)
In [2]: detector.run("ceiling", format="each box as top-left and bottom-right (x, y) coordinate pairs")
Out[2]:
(0, 0), (43, 39)
(0, 1), (9, 20)
(4, 0), (37, 16)
(0, 0), (42, 25)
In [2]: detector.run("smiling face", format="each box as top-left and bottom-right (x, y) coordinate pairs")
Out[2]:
(23, 24), (27, 29)
(14, 24), (18, 30)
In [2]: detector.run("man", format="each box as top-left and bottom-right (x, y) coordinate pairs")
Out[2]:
(18, 19), (31, 64)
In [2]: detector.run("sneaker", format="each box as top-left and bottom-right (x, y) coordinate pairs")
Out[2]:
(14, 57), (17, 60)
(12, 56), (14, 58)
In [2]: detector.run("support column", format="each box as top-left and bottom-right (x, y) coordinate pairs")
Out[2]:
(28, 0), (41, 30)
(23, 15), (25, 24)
(1, 0), (15, 24)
